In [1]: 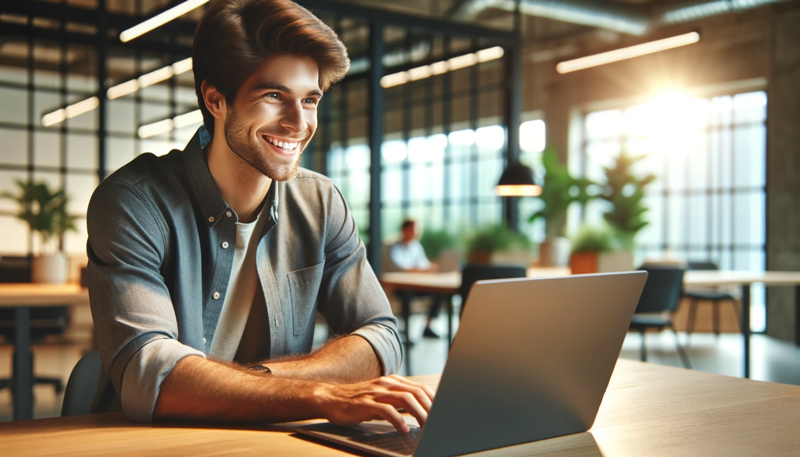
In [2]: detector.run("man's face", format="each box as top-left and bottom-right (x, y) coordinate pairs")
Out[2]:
(401, 224), (416, 243)
(223, 55), (322, 181)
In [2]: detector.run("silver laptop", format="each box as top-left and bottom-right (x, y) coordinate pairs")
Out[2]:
(296, 271), (648, 457)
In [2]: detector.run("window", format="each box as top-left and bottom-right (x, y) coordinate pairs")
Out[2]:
(575, 90), (767, 331)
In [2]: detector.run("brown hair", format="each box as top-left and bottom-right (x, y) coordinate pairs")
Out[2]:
(192, 0), (350, 132)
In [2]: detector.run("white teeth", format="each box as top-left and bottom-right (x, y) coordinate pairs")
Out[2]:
(266, 136), (298, 150)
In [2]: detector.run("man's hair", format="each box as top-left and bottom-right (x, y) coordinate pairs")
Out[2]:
(401, 218), (416, 230)
(192, 0), (350, 132)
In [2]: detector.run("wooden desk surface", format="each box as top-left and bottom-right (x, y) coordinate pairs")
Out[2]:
(3, 360), (799, 456)
(0, 283), (89, 306)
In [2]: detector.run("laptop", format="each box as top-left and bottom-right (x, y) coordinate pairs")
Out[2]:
(296, 271), (648, 457)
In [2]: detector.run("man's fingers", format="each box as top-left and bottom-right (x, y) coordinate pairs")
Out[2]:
(375, 391), (429, 427)
(372, 401), (410, 433)
(385, 375), (435, 409)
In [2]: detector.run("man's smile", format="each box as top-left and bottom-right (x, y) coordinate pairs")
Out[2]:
(262, 134), (301, 153)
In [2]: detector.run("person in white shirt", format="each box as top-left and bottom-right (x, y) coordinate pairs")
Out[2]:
(387, 219), (442, 338)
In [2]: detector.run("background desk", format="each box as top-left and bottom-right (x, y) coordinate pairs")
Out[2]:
(3, 360), (799, 456)
(0, 283), (89, 421)
(382, 269), (800, 378)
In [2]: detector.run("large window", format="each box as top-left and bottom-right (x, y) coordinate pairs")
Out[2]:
(328, 119), (546, 244)
(573, 90), (767, 331)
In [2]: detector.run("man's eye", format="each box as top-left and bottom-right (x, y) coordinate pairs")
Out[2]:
(303, 98), (319, 105)
(265, 92), (281, 99)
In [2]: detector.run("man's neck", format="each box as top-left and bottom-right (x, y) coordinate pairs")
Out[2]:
(206, 134), (272, 223)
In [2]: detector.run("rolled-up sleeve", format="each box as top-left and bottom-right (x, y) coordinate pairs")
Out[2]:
(316, 184), (402, 375)
(87, 179), (205, 421)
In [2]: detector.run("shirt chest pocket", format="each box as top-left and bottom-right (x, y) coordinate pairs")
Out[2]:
(287, 261), (324, 336)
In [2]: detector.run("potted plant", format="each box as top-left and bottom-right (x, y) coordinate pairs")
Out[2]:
(528, 146), (596, 266)
(600, 150), (656, 251)
(1, 180), (77, 283)
(464, 223), (531, 266)
(419, 227), (460, 267)
(569, 223), (634, 274)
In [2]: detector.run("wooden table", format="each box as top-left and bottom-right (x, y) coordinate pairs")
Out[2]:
(382, 269), (800, 378)
(3, 359), (799, 456)
(0, 283), (90, 421)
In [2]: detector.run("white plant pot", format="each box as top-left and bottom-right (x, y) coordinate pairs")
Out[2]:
(539, 237), (571, 267)
(32, 253), (69, 284)
(597, 250), (634, 272)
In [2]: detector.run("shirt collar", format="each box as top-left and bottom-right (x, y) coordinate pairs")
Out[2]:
(182, 126), (281, 228)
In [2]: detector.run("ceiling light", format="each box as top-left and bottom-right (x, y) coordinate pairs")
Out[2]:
(381, 46), (504, 89)
(120, 0), (209, 42)
(106, 58), (192, 100)
(556, 32), (700, 74)
(107, 80), (139, 100)
(138, 66), (175, 88)
(138, 119), (174, 138)
(42, 96), (98, 126)
(138, 109), (203, 138)
(496, 161), (541, 197)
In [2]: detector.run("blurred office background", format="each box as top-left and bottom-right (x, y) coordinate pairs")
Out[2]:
(1, 0), (799, 418)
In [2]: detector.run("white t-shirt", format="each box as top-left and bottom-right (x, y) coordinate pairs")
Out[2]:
(209, 207), (266, 360)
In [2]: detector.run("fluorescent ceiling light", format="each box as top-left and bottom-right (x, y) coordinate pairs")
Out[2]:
(42, 96), (99, 126)
(138, 119), (173, 138)
(120, 0), (209, 42)
(556, 32), (700, 74)
(139, 66), (175, 88)
(381, 46), (504, 89)
(139, 109), (203, 138)
(107, 58), (193, 100)
(107, 79), (139, 100)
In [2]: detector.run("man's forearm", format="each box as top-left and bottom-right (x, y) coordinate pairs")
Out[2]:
(262, 334), (382, 382)
(152, 352), (434, 432)
(153, 355), (324, 423)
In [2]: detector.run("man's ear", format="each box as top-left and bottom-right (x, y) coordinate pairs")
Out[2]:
(201, 80), (226, 119)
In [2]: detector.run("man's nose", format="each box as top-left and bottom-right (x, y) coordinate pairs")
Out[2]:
(279, 101), (304, 132)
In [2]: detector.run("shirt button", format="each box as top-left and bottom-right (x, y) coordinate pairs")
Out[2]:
(226, 211), (233, 218)
(203, 338), (207, 344)
(208, 216), (215, 223)
(221, 241), (229, 249)
(212, 291), (220, 299)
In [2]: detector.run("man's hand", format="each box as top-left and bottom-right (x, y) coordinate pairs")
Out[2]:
(314, 374), (435, 433)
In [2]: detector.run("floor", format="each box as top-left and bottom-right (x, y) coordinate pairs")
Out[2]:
(2, 311), (799, 422)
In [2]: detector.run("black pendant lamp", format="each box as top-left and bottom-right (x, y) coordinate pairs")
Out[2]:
(495, 161), (541, 197)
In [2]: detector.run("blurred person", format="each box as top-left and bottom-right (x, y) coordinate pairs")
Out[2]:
(86, 0), (431, 433)
(387, 218), (443, 338)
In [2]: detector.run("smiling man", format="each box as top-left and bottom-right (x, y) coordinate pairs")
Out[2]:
(86, 0), (431, 432)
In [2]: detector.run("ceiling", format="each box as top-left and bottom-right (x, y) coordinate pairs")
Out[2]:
(1, 0), (798, 85)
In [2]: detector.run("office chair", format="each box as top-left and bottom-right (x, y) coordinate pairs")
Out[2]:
(61, 350), (101, 416)
(459, 264), (527, 317)
(629, 264), (691, 368)
(0, 256), (70, 395)
(684, 261), (740, 337)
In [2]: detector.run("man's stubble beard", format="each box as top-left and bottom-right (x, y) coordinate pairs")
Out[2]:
(223, 106), (306, 182)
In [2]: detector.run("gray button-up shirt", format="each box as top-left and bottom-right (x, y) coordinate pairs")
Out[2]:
(86, 127), (401, 421)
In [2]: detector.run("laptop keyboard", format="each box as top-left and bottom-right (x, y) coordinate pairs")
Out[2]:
(299, 422), (421, 456)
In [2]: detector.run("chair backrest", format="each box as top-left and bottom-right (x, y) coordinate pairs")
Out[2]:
(61, 350), (102, 416)
(687, 261), (719, 271)
(460, 264), (528, 302)
(0, 255), (32, 283)
(635, 264), (686, 314)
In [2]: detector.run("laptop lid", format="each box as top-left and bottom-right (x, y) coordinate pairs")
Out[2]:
(297, 271), (647, 457)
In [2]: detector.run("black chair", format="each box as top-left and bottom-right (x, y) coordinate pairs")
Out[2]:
(0, 256), (70, 395)
(629, 264), (691, 368)
(684, 261), (740, 337)
(61, 350), (101, 416)
(459, 264), (527, 317)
